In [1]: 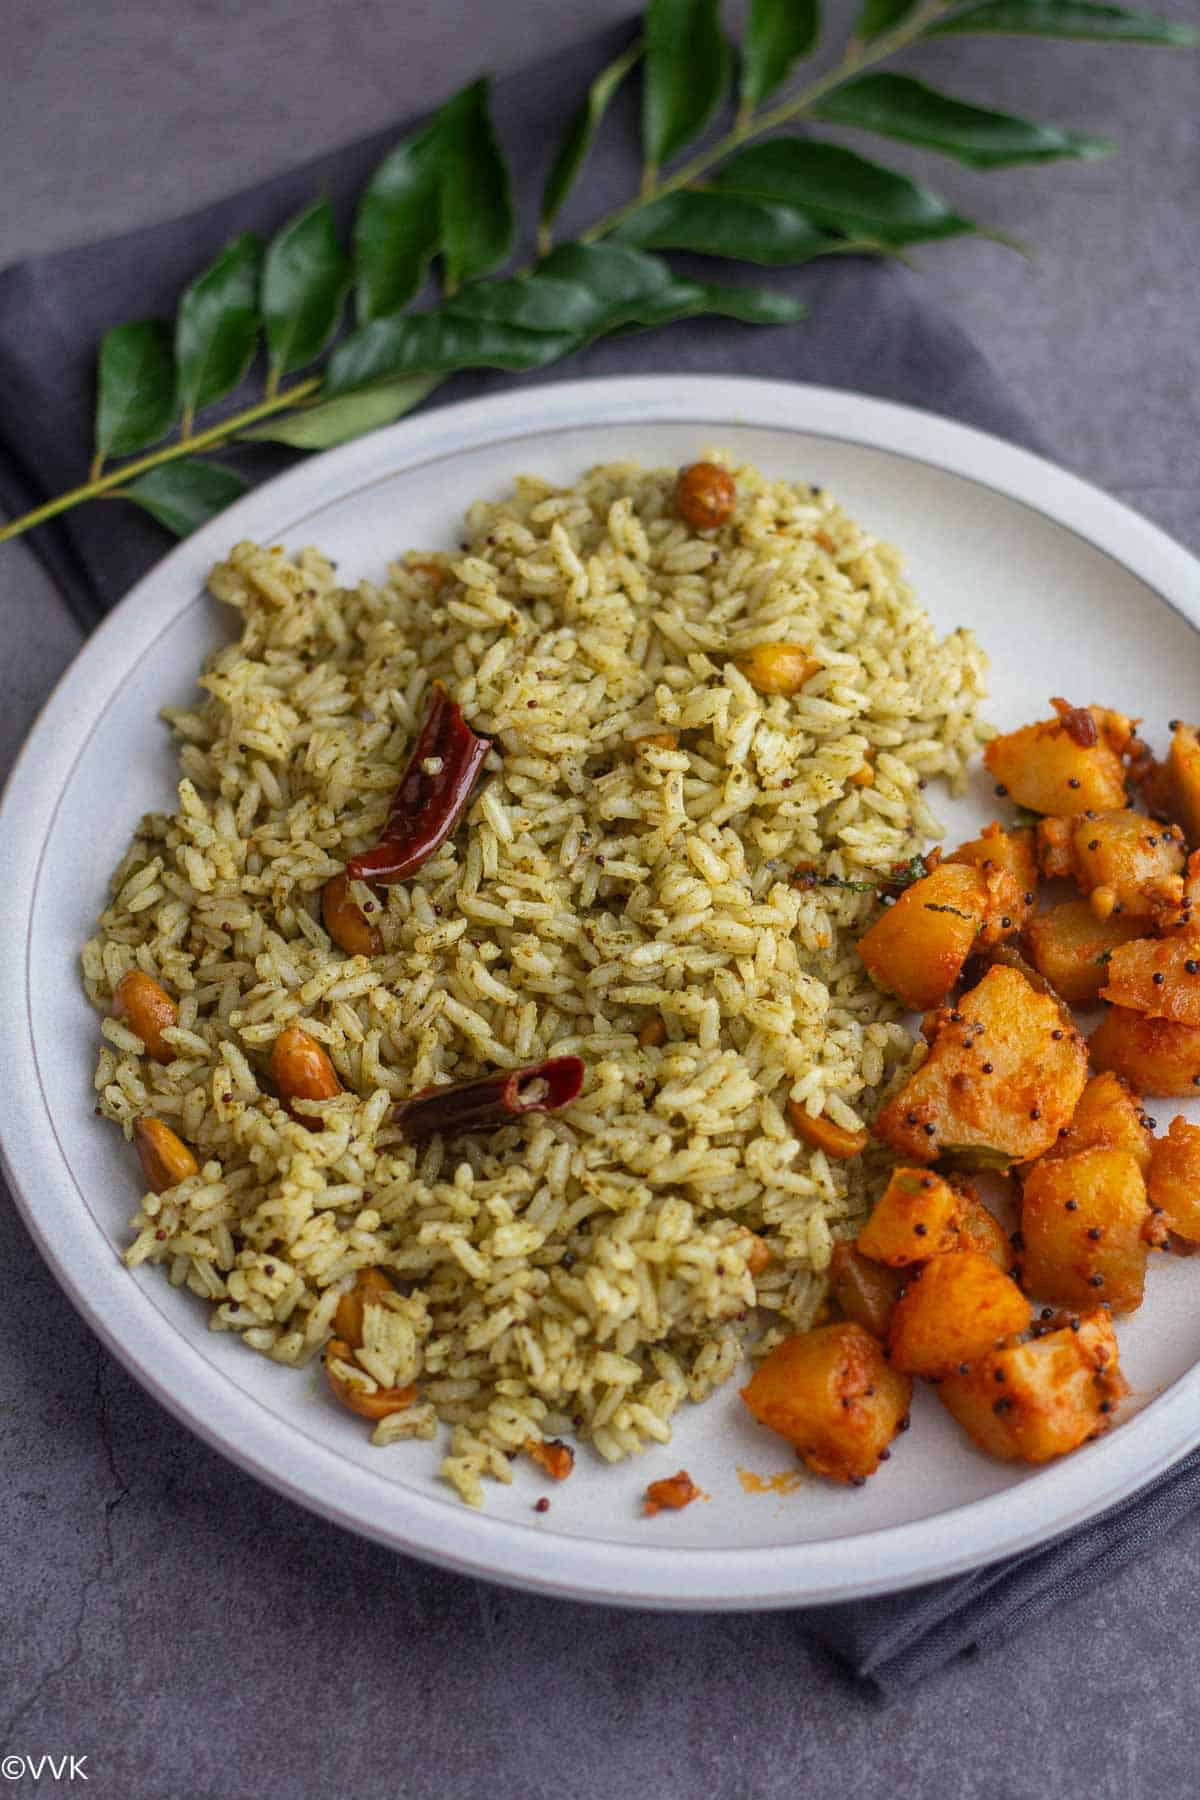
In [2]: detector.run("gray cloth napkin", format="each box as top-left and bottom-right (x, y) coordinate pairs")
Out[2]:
(2, 15), (1191, 1694)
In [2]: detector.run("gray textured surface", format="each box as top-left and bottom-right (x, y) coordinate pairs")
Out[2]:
(2, 2), (1199, 1794)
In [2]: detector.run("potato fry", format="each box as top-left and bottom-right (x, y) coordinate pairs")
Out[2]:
(858, 862), (987, 1011)
(874, 966), (1088, 1167)
(937, 1311), (1127, 1463)
(887, 1250), (1032, 1377)
(740, 1323), (911, 1484)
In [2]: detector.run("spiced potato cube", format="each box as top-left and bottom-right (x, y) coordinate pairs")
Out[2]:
(1155, 848), (1200, 937)
(1147, 1116), (1200, 1241)
(984, 708), (1128, 816)
(955, 1191), (1013, 1269)
(937, 1311), (1127, 1463)
(1142, 721), (1200, 846)
(1020, 1147), (1151, 1313)
(858, 862), (988, 1011)
(740, 1323), (912, 1484)
(1025, 901), (1143, 1009)
(1101, 936), (1200, 1027)
(874, 966), (1089, 1167)
(887, 1250), (1032, 1377)
(1044, 1071), (1153, 1173)
(856, 1168), (965, 1266)
(827, 1243), (905, 1339)
(1089, 1007), (1200, 1096)
(1038, 809), (1185, 921)
(948, 822), (1037, 933)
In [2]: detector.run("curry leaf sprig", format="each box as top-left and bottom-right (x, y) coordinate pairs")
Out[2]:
(1, 0), (1193, 548)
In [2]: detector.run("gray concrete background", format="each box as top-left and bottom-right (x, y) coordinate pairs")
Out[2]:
(1, 3), (1198, 1795)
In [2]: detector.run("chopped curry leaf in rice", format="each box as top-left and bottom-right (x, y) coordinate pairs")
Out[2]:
(80, 455), (989, 1506)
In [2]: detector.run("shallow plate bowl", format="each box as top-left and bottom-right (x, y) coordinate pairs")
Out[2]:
(4, 375), (1200, 1608)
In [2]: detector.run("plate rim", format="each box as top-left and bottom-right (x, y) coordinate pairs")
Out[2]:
(5, 372), (1200, 1610)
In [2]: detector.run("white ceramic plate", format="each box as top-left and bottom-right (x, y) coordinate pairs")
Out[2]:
(5, 376), (1200, 1610)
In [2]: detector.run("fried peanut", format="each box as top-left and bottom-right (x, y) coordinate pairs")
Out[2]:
(673, 461), (735, 531)
(325, 1339), (416, 1421)
(638, 1016), (668, 1049)
(112, 969), (177, 1063)
(737, 1229), (773, 1277)
(321, 871), (384, 958)
(133, 1118), (199, 1193)
(736, 644), (822, 697)
(788, 1100), (868, 1160)
(333, 1266), (396, 1349)
(269, 1025), (341, 1125)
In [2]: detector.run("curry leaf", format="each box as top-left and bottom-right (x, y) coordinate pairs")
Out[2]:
(711, 138), (976, 243)
(540, 243), (805, 328)
(436, 79), (515, 292)
(655, 282), (807, 324)
(537, 240), (682, 313)
(814, 73), (1114, 166)
(855, 0), (922, 40)
(938, 1144), (1016, 1172)
(262, 200), (350, 380)
(741, 0), (821, 110)
(174, 233), (262, 418)
(442, 272), (623, 335)
(325, 243), (804, 396)
(643, 0), (731, 168)
(94, 321), (177, 460)
(353, 79), (514, 319)
(929, 0), (1198, 39)
(330, 245), (678, 393)
(353, 116), (444, 320)
(120, 459), (249, 537)
(881, 854), (932, 891)
(541, 39), (643, 236)
(612, 189), (843, 262)
(241, 376), (440, 449)
(538, 240), (727, 335)
(326, 313), (578, 395)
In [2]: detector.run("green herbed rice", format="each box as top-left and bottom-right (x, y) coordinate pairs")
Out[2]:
(82, 454), (988, 1505)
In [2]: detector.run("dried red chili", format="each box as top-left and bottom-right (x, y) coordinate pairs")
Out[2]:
(393, 1055), (585, 1141)
(345, 682), (490, 884)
